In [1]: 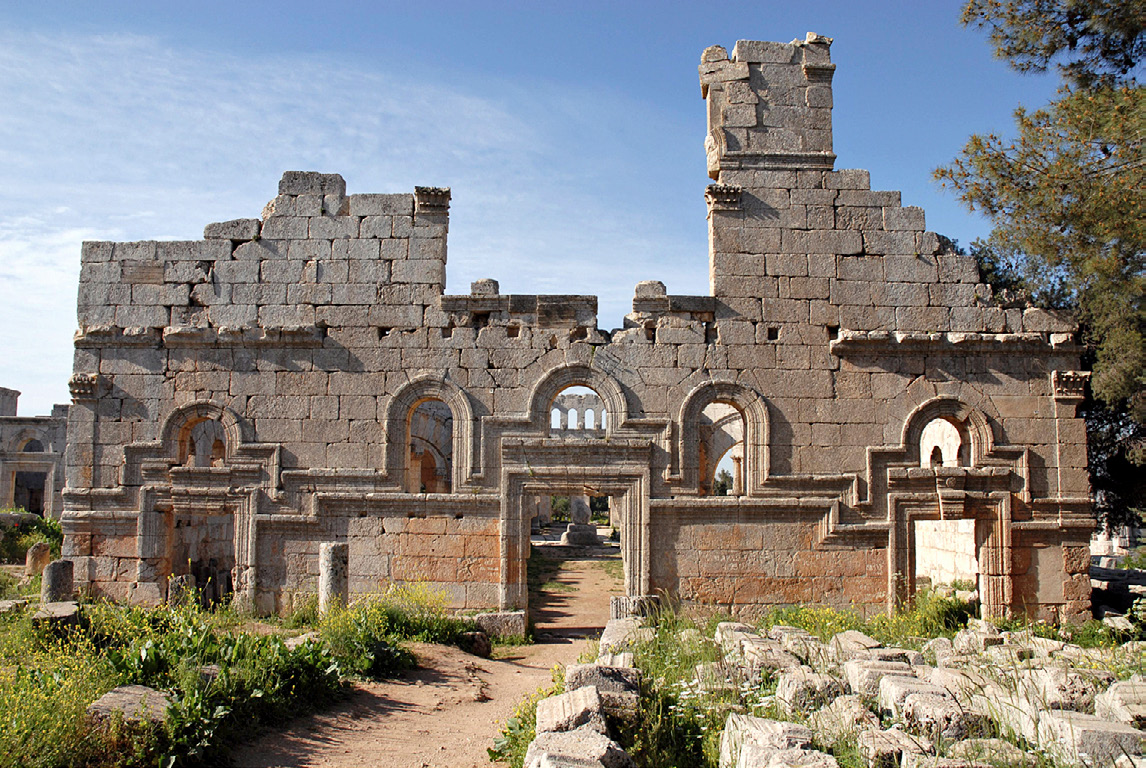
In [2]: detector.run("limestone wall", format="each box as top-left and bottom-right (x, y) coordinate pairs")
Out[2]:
(914, 519), (977, 587)
(0, 390), (68, 518)
(60, 35), (1094, 621)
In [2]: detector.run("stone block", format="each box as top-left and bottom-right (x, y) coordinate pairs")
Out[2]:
(829, 630), (881, 661)
(523, 725), (633, 768)
(87, 685), (172, 724)
(204, 218), (260, 240)
(856, 728), (930, 768)
(883, 206), (925, 231)
(843, 660), (915, 697)
(599, 618), (641, 653)
(808, 695), (880, 747)
(1020, 665), (1112, 712)
(474, 610), (526, 638)
(349, 193), (412, 216)
(719, 715), (813, 768)
(1037, 710), (1145, 766)
(1096, 680), (1146, 728)
(946, 738), (1032, 767)
(535, 685), (607, 735)
(776, 667), (844, 715)
(902, 693), (984, 743)
(781, 230), (863, 255)
(825, 170), (870, 190)
(878, 676), (951, 718)
(278, 171), (346, 196)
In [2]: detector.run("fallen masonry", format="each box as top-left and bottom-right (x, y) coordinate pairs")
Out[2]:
(62, 34), (1092, 622)
(520, 616), (1146, 768)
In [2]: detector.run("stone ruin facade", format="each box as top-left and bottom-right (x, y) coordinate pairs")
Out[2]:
(60, 34), (1094, 621)
(0, 387), (67, 518)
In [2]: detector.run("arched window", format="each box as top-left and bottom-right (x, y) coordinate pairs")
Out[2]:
(407, 399), (453, 493)
(584, 409), (595, 429)
(21, 439), (43, 453)
(568, 408), (578, 429)
(182, 419), (227, 468)
(551, 408), (562, 429)
(919, 417), (965, 468)
(699, 401), (745, 496)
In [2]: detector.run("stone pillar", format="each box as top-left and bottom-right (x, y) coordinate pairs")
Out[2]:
(41, 559), (74, 603)
(571, 495), (591, 525)
(560, 494), (601, 546)
(537, 496), (553, 526)
(25, 542), (51, 578)
(318, 542), (349, 615)
(732, 456), (744, 497)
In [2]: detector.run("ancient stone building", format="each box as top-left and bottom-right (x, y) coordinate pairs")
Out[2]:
(62, 34), (1093, 620)
(0, 387), (68, 518)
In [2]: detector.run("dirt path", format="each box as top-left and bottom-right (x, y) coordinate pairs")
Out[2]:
(230, 542), (622, 768)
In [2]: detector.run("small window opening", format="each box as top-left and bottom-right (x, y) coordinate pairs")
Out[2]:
(766, 326), (780, 341)
(506, 324), (521, 338)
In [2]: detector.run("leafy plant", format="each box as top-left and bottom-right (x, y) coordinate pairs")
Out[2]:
(488, 665), (564, 768)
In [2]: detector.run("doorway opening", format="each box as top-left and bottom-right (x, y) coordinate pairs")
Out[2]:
(526, 488), (623, 641)
(12, 471), (46, 515)
(914, 519), (979, 595)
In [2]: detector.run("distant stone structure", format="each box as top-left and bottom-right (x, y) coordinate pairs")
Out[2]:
(0, 387), (67, 518)
(61, 34), (1092, 621)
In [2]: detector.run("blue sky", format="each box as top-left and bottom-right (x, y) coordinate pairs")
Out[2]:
(0, 1), (1060, 416)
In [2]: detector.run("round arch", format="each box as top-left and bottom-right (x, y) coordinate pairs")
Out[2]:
(158, 401), (244, 462)
(9, 428), (48, 453)
(901, 397), (995, 467)
(383, 375), (475, 490)
(526, 364), (629, 435)
(678, 380), (770, 495)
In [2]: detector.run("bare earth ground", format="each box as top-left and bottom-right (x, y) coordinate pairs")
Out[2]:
(230, 536), (621, 768)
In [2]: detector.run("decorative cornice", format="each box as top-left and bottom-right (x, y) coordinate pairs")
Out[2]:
(830, 329), (1081, 356)
(74, 325), (324, 349)
(705, 184), (743, 212)
(414, 186), (451, 214)
(802, 62), (836, 83)
(1052, 370), (1090, 402)
(68, 373), (100, 401)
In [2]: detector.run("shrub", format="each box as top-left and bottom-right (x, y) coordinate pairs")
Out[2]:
(0, 515), (62, 564)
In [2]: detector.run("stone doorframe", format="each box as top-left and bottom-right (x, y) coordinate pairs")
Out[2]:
(888, 481), (1014, 619)
(498, 445), (653, 612)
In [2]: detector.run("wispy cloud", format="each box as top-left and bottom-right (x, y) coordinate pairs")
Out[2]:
(0, 31), (710, 415)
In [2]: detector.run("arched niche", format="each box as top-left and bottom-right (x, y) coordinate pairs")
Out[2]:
(527, 365), (628, 436)
(9, 429), (47, 453)
(383, 375), (475, 491)
(901, 397), (994, 468)
(159, 401), (244, 466)
(679, 381), (769, 495)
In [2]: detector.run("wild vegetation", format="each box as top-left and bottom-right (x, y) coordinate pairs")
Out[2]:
(0, 583), (480, 768)
(495, 591), (1146, 768)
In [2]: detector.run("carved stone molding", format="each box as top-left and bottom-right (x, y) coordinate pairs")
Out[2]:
(414, 186), (451, 213)
(705, 184), (743, 212)
(68, 373), (100, 401)
(1052, 370), (1090, 402)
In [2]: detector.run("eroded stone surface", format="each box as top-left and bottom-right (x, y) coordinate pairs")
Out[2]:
(60, 35), (1093, 624)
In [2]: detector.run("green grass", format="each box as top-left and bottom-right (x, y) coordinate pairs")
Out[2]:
(599, 558), (624, 582)
(0, 581), (480, 767)
(527, 548), (576, 595)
